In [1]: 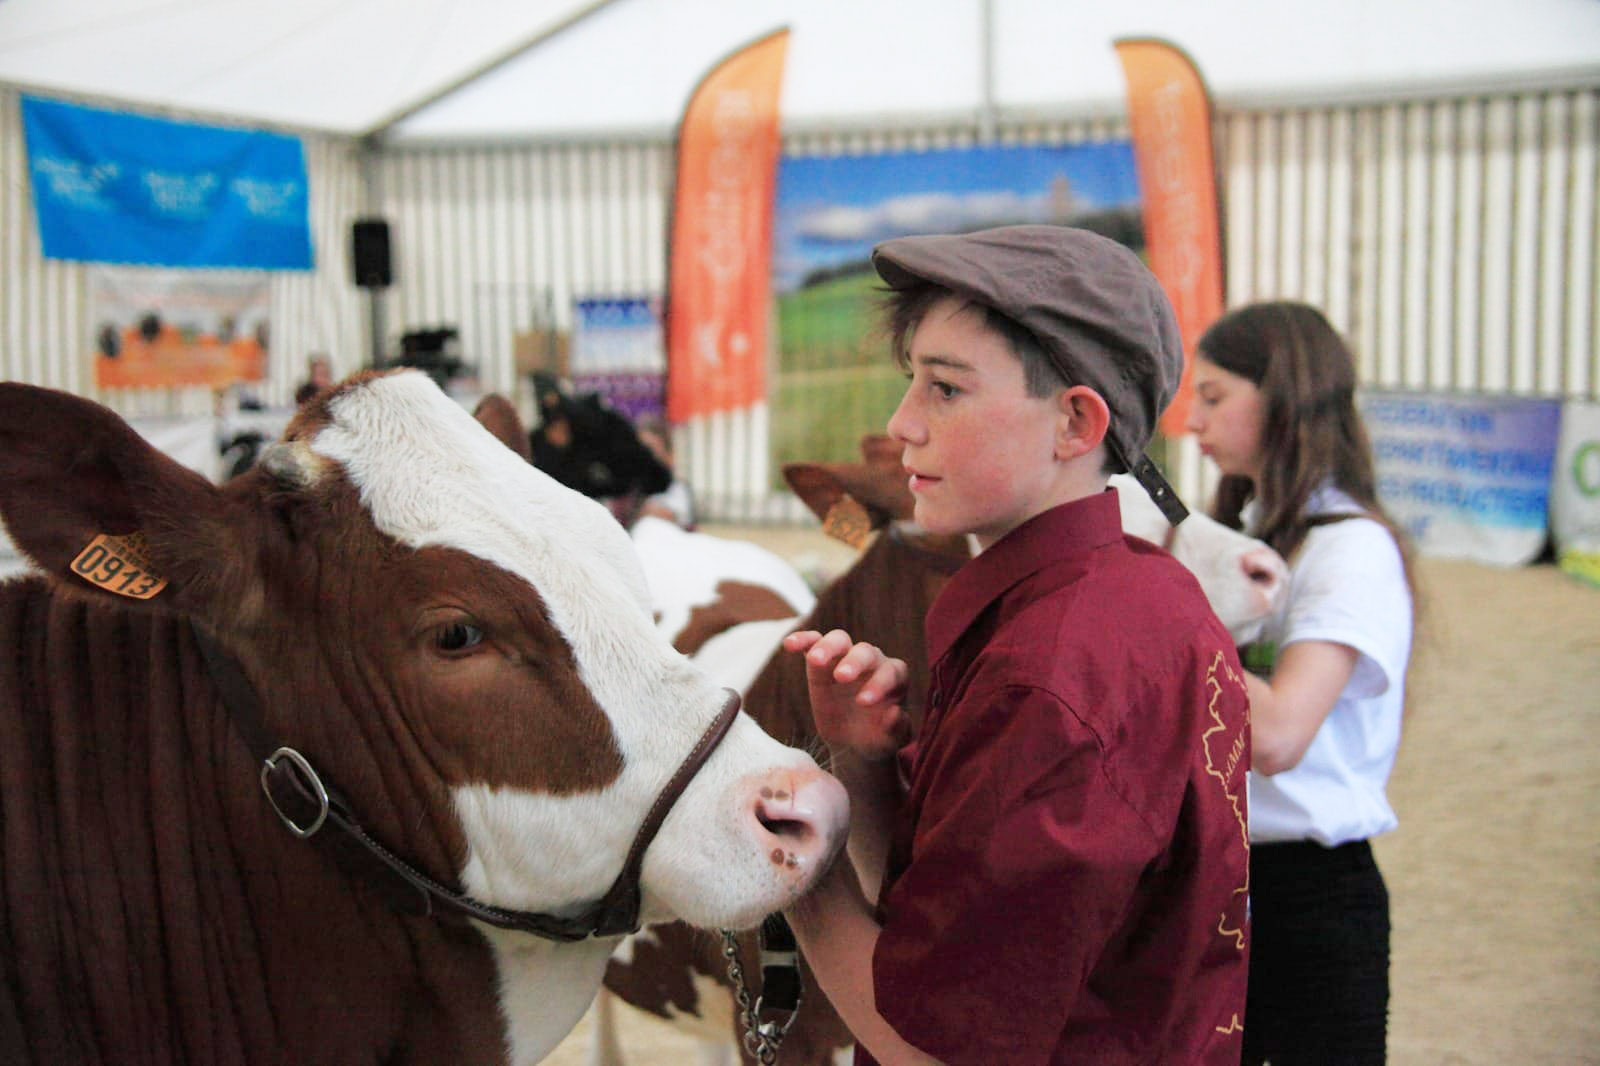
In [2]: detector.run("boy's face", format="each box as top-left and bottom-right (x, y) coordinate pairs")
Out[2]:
(887, 297), (1069, 550)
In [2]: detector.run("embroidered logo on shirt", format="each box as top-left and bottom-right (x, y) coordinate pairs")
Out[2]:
(1200, 649), (1251, 1036)
(1200, 648), (1250, 952)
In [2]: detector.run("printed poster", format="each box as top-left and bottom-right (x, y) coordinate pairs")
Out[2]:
(1361, 390), (1562, 566)
(771, 141), (1142, 468)
(91, 268), (271, 388)
(571, 296), (666, 423)
(1550, 401), (1600, 586)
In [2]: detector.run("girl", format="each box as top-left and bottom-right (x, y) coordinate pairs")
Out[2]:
(1187, 300), (1415, 1066)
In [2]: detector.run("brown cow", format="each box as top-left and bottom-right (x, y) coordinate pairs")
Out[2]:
(0, 371), (847, 1065)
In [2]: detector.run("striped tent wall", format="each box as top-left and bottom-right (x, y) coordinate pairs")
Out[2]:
(373, 87), (1598, 520)
(3, 83), (1596, 519)
(371, 138), (673, 433)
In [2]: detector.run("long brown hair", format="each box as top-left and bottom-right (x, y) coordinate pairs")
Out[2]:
(1198, 302), (1414, 590)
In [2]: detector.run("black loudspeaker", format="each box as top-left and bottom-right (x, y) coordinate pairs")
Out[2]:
(351, 218), (393, 289)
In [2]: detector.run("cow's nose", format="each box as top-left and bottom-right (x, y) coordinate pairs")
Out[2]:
(749, 769), (849, 874)
(1241, 546), (1288, 609)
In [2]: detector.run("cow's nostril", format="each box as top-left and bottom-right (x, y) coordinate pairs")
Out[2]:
(748, 771), (848, 872)
(756, 803), (813, 843)
(1241, 549), (1285, 590)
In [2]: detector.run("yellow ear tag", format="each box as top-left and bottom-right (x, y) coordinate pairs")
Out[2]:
(70, 533), (169, 600)
(821, 495), (873, 549)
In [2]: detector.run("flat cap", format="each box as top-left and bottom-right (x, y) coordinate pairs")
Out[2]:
(871, 224), (1189, 524)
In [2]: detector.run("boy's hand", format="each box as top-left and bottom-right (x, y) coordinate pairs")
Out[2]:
(784, 629), (910, 763)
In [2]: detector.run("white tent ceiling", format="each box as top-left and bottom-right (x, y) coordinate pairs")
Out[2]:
(2, 0), (1598, 140)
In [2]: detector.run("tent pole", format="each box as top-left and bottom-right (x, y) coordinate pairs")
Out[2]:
(359, 135), (387, 370)
(978, 0), (997, 141)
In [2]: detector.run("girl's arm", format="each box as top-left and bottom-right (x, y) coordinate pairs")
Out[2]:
(1245, 639), (1359, 775)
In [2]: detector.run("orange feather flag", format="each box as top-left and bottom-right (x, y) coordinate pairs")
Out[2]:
(1114, 38), (1225, 437)
(664, 29), (790, 423)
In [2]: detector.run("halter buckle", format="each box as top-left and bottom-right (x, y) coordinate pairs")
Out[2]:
(261, 746), (330, 838)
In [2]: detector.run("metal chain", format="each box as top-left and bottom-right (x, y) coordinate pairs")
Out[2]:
(721, 928), (796, 1064)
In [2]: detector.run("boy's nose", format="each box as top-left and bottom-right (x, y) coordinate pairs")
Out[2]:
(887, 391), (923, 445)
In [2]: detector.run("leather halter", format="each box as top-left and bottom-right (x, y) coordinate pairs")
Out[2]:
(191, 621), (741, 942)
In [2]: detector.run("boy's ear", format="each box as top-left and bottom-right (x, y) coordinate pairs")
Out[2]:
(1054, 385), (1111, 461)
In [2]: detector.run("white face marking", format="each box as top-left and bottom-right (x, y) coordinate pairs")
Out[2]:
(309, 373), (834, 1060)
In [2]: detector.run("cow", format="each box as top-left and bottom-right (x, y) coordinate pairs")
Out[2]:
(590, 435), (1288, 1066)
(524, 375), (673, 513)
(0, 370), (850, 1066)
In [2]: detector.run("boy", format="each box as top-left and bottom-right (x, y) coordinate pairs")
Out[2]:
(782, 226), (1251, 1065)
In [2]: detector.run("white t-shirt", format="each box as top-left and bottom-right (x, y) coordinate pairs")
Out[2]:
(1244, 485), (1413, 846)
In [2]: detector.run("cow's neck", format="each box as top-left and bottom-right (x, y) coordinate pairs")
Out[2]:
(204, 611), (625, 1064)
(483, 928), (619, 1062)
(1, 584), (506, 1063)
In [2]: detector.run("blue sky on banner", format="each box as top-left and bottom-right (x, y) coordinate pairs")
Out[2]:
(773, 141), (1139, 292)
(21, 95), (313, 270)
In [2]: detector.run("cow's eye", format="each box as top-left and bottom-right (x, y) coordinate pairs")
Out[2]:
(435, 621), (484, 653)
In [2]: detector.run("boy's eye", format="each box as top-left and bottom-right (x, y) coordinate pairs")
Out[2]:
(932, 381), (958, 399)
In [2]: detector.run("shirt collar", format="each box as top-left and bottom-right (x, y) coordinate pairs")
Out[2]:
(925, 488), (1124, 666)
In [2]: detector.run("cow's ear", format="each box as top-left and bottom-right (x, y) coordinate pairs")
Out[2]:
(784, 453), (915, 530)
(473, 394), (533, 462)
(782, 464), (884, 549)
(0, 384), (254, 620)
(781, 463), (847, 524)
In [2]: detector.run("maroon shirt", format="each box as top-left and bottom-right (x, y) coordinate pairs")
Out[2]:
(862, 489), (1250, 1065)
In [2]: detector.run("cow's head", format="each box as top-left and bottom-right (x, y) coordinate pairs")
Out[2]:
(0, 372), (844, 942)
(526, 374), (671, 517)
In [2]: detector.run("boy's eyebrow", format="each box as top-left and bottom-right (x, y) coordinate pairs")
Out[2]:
(908, 352), (976, 374)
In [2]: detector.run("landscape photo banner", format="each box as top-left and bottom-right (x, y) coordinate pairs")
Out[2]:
(1115, 38), (1224, 437)
(775, 141), (1142, 294)
(21, 95), (312, 269)
(769, 140), (1141, 468)
(664, 29), (789, 422)
(1361, 390), (1562, 566)
(91, 267), (271, 388)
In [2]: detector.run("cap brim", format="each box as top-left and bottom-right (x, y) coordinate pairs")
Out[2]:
(871, 236), (971, 294)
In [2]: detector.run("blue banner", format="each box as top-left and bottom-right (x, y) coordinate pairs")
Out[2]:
(1361, 390), (1562, 566)
(21, 95), (313, 270)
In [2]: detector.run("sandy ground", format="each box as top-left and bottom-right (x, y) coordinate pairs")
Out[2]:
(544, 529), (1600, 1066)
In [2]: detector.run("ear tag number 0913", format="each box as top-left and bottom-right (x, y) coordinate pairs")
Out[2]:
(70, 533), (169, 600)
(822, 495), (872, 549)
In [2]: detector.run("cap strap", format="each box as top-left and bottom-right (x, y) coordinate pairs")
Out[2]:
(1123, 452), (1190, 527)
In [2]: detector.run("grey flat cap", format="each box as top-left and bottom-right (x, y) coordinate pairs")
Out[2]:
(872, 224), (1189, 525)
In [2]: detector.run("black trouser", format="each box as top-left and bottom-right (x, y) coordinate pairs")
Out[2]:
(1241, 839), (1390, 1066)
